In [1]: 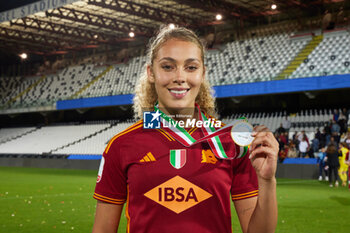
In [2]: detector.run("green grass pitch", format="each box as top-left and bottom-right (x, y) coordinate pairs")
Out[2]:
(1, 166), (349, 233)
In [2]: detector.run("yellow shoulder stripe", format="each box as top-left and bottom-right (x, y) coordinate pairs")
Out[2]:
(188, 127), (197, 135)
(156, 128), (175, 141)
(104, 121), (143, 154)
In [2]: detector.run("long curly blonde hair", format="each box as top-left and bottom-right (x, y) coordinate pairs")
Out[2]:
(133, 26), (216, 119)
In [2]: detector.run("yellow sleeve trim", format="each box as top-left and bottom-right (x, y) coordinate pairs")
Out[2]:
(232, 189), (258, 197)
(104, 122), (143, 154)
(93, 193), (126, 204)
(232, 190), (258, 200)
(232, 193), (258, 201)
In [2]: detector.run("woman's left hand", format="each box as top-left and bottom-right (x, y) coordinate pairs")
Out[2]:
(249, 125), (279, 180)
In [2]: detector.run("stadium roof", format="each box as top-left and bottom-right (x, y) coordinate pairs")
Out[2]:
(0, 0), (347, 58)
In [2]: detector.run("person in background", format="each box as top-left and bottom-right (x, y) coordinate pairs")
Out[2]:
(344, 132), (350, 149)
(331, 120), (341, 139)
(308, 142), (315, 158)
(342, 108), (349, 125)
(319, 128), (327, 149)
(297, 130), (308, 144)
(329, 136), (339, 149)
(285, 132), (289, 145)
(296, 131), (302, 142)
(333, 109), (339, 122)
(282, 116), (291, 132)
(276, 123), (286, 135)
(312, 136), (320, 153)
(287, 142), (298, 158)
(338, 110), (347, 135)
(324, 121), (332, 146)
(326, 144), (340, 187)
(279, 145), (288, 163)
(292, 131), (299, 152)
(298, 136), (309, 158)
(338, 142), (349, 187)
(275, 132), (282, 150)
(317, 147), (328, 181)
(315, 128), (321, 142)
(280, 132), (288, 147)
(277, 132), (288, 151)
(340, 131), (349, 145)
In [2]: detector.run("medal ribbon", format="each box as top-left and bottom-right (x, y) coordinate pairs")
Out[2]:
(154, 105), (196, 146)
(154, 104), (250, 159)
(198, 109), (229, 159)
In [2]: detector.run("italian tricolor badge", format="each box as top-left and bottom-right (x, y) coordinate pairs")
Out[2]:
(170, 149), (186, 169)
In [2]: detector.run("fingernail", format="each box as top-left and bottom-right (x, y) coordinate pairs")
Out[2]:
(251, 132), (256, 136)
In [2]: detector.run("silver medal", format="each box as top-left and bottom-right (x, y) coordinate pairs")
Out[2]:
(231, 120), (254, 147)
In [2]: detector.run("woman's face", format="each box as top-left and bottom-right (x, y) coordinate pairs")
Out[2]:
(148, 39), (204, 111)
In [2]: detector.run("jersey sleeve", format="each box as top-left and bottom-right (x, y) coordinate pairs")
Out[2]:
(231, 146), (259, 201)
(93, 140), (127, 205)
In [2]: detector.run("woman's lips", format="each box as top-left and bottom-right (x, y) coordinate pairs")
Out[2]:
(168, 88), (189, 99)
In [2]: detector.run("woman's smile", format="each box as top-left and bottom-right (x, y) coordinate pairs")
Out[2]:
(168, 87), (190, 99)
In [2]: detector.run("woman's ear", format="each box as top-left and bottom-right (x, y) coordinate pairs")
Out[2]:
(147, 65), (155, 83)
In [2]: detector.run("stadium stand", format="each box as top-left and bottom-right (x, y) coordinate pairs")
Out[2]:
(0, 65), (95, 109)
(206, 32), (309, 85)
(76, 57), (146, 98)
(0, 127), (37, 144)
(0, 76), (28, 107)
(53, 122), (132, 155)
(0, 123), (110, 154)
(290, 29), (350, 78)
(1, 29), (349, 112)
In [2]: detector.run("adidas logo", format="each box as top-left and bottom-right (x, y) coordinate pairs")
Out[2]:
(140, 152), (156, 162)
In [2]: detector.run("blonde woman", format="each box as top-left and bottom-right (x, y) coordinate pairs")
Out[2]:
(92, 26), (278, 233)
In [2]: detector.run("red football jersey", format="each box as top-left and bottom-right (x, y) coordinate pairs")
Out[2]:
(94, 120), (258, 233)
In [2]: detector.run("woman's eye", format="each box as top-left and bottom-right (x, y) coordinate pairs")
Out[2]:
(161, 65), (174, 71)
(186, 66), (198, 71)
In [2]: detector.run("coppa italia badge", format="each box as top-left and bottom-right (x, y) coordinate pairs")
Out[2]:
(144, 176), (212, 214)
